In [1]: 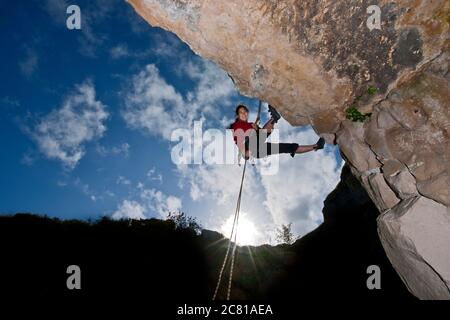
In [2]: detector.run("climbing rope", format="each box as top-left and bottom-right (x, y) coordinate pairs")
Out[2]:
(255, 100), (262, 127)
(212, 159), (248, 301)
(212, 101), (261, 300)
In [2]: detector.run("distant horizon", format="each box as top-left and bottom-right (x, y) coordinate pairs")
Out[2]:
(0, 212), (286, 247)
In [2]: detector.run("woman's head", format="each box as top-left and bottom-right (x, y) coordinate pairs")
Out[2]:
(235, 104), (249, 121)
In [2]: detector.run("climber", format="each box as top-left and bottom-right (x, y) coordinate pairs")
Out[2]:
(230, 104), (325, 160)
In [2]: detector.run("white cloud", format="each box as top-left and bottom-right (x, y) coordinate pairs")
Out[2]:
(44, 0), (70, 24)
(1, 96), (21, 108)
(111, 185), (182, 220)
(109, 43), (155, 60)
(76, 0), (115, 58)
(126, 8), (149, 34)
(110, 44), (130, 59)
(96, 143), (130, 157)
(74, 177), (98, 202)
(258, 123), (343, 237)
(19, 49), (38, 78)
(116, 175), (131, 185)
(122, 64), (186, 140)
(152, 33), (181, 57)
(57, 180), (68, 187)
(122, 60), (237, 140)
(21, 151), (37, 166)
(78, 23), (106, 58)
(147, 167), (163, 183)
(140, 188), (182, 218)
(104, 190), (115, 197)
(112, 200), (147, 220)
(182, 59), (236, 116)
(177, 124), (342, 243)
(111, 143), (130, 155)
(177, 162), (261, 205)
(30, 80), (108, 169)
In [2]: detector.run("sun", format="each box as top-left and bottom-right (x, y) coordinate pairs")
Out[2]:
(221, 213), (259, 246)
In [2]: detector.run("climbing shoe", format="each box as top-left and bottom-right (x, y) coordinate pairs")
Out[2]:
(268, 104), (281, 123)
(290, 143), (299, 158)
(314, 137), (325, 151)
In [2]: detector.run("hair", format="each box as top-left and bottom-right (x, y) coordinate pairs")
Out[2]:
(235, 104), (249, 116)
(229, 104), (249, 129)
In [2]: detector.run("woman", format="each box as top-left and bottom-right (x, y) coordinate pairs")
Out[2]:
(230, 104), (324, 159)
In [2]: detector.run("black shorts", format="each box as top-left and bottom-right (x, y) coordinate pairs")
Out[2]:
(245, 131), (298, 158)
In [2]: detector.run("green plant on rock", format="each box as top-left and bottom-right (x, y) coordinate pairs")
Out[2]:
(346, 85), (377, 122)
(346, 106), (372, 122)
(367, 86), (378, 95)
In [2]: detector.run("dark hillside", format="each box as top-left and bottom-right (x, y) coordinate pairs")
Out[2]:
(0, 167), (414, 306)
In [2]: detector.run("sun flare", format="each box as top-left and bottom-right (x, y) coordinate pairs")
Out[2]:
(221, 213), (259, 246)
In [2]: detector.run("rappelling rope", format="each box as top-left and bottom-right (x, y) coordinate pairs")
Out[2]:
(227, 171), (243, 300)
(212, 159), (247, 301)
(212, 101), (260, 300)
(255, 100), (262, 127)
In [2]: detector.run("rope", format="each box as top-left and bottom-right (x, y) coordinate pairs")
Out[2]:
(255, 100), (262, 126)
(212, 159), (247, 301)
(212, 100), (259, 299)
(227, 195), (241, 300)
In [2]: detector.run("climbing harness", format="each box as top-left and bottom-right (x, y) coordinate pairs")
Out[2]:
(212, 158), (248, 301)
(237, 100), (262, 167)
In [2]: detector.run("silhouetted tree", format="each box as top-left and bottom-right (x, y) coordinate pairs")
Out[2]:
(275, 223), (295, 245)
(166, 211), (202, 235)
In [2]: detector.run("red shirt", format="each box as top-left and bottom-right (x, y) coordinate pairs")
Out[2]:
(230, 119), (255, 150)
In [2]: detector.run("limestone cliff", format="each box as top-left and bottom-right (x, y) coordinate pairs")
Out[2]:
(127, 0), (450, 299)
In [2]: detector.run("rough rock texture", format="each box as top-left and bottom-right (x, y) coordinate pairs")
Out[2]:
(378, 196), (450, 299)
(128, 0), (450, 299)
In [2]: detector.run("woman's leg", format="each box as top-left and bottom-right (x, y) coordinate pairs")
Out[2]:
(258, 141), (320, 158)
(295, 144), (317, 154)
(294, 137), (325, 154)
(262, 119), (275, 134)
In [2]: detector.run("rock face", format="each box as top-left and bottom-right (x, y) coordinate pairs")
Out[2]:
(378, 196), (450, 299)
(127, 0), (450, 299)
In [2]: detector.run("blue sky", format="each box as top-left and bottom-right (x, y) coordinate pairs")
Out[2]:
(1, 0), (343, 245)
